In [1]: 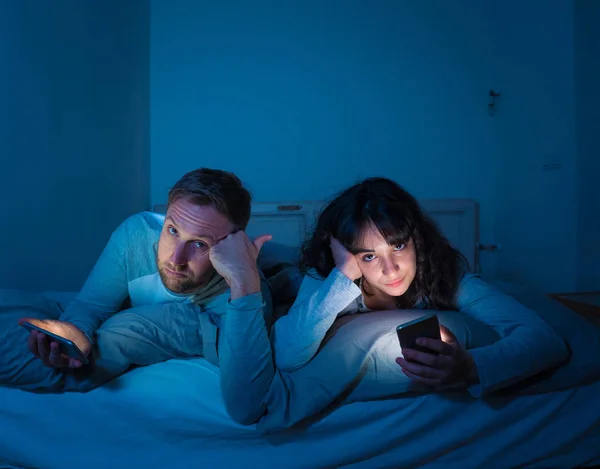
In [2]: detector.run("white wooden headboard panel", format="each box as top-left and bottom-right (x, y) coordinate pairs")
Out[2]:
(153, 198), (480, 271)
(421, 199), (480, 272)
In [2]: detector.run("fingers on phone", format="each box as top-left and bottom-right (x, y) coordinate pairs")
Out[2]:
(69, 358), (83, 368)
(48, 342), (66, 367)
(416, 337), (449, 354)
(396, 355), (445, 381)
(36, 333), (51, 364)
(27, 331), (39, 356)
(402, 348), (437, 366)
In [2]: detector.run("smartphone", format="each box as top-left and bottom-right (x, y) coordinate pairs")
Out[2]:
(396, 314), (441, 355)
(21, 321), (89, 364)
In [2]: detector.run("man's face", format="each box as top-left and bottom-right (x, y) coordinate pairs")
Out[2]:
(157, 198), (235, 294)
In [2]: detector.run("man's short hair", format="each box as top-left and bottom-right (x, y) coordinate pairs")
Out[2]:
(167, 168), (252, 230)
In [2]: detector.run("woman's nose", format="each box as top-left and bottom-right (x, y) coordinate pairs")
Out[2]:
(381, 257), (400, 275)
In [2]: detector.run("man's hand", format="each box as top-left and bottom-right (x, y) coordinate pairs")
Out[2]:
(18, 318), (92, 369)
(395, 325), (479, 387)
(330, 237), (362, 281)
(209, 231), (272, 300)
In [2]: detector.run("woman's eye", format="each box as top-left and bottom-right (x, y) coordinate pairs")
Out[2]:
(394, 243), (406, 251)
(168, 226), (178, 236)
(193, 241), (207, 249)
(362, 254), (375, 262)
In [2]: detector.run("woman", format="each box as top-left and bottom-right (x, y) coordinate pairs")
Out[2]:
(273, 177), (567, 397)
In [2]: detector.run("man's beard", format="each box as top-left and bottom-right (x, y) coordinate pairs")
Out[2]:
(157, 265), (201, 294)
(156, 251), (211, 294)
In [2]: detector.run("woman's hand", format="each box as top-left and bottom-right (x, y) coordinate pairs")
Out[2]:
(330, 237), (362, 281)
(395, 325), (479, 387)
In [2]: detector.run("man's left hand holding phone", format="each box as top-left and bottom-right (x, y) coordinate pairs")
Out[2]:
(18, 318), (92, 369)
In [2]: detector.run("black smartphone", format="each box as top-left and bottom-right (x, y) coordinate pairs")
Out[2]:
(21, 321), (89, 364)
(396, 314), (441, 355)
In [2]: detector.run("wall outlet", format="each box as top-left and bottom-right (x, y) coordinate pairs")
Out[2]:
(479, 243), (501, 252)
(541, 152), (563, 171)
(543, 163), (562, 171)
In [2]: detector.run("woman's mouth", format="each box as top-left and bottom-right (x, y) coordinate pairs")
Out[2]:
(385, 278), (404, 288)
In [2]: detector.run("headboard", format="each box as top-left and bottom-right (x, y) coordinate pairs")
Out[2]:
(153, 198), (480, 272)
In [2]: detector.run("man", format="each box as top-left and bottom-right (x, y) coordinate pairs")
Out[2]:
(8, 168), (274, 425)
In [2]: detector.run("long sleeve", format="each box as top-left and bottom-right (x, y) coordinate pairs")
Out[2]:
(273, 268), (361, 372)
(208, 279), (274, 425)
(59, 218), (132, 342)
(458, 274), (569, 397)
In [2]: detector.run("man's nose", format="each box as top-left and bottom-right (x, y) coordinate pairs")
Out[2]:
(170, 243), (188, 266)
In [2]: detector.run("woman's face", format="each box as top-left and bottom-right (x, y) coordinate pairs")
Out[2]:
(353, 224), (417, 297)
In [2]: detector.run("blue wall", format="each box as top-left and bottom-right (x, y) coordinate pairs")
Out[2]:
(483, 0), (579, 292)
(151, 0), (581, 293)
(575, 0), (600, 291)
(0, 0), (150, 291)
(1, 1), (593, 293)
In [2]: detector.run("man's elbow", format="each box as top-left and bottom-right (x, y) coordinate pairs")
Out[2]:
(225, 401), (265, 426)
(542, 323), (569, 366)
(273, 339), (305, 373)
(275, 348), (313, 373)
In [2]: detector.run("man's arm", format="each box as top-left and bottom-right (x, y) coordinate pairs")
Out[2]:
(58, 216), (133, 342)
(207, 231), (275, 425)
(216, 278), (274, 425)
(21, 215), (136, 368)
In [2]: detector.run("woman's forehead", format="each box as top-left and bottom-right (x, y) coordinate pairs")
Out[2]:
(356, 224), (388, 248)
(355, 223), (409, 249)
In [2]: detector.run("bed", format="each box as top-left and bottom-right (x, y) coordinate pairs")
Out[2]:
(1, 199), (599, 469)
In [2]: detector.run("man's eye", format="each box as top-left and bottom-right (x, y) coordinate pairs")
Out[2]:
(193, 241), (207, 249)
(168, 226), (178, 236)
(362, 254), (375, 262)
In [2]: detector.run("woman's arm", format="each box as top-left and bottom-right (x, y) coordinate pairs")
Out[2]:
(458, 274), (569, 396)
(273, 269), (361, 372)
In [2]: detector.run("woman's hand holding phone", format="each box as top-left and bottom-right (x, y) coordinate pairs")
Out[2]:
(18, 318), (91, 369)
(396, 325), (479, 387)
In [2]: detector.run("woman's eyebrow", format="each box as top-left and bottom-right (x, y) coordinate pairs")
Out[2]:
(350, 247), (374, 254)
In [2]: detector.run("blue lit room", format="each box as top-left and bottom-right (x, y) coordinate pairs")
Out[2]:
(1, 1), (599, 467)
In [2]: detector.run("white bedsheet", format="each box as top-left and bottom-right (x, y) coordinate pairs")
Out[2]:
(1, 356), (599, 469)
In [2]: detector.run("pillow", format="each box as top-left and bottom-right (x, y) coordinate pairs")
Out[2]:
(257, 242), (303, 306)
(0, 289), (63, 319)
(321, 309), (499, 404)
(41, 291), (78, 309)
(486, 279), (600, 394)
(0, 289), (64, 389)
(258, 309), (499, 432)
(257, 242), (300, 272)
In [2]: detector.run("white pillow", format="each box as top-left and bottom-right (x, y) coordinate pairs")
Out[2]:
(259, 310), (498, 432)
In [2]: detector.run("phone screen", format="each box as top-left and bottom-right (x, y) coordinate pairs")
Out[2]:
(21, 322), (89, 364)
(396, 314), (441, 354)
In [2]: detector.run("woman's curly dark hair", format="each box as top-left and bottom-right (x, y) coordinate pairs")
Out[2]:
(300, 177), (468, 310)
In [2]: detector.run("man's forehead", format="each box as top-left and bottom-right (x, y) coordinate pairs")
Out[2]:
(166, 200), (233, 237)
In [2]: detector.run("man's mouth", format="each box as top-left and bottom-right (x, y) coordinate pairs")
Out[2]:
(164, 267), (188, 279)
